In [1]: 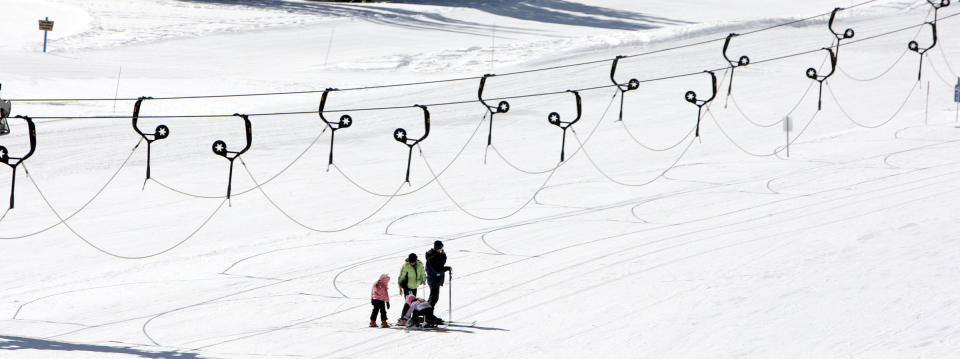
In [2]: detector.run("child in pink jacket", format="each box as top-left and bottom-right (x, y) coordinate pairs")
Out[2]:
(370, 274), (391, 328)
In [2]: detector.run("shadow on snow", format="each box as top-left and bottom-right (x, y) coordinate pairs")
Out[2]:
(180, 0), (688, 34)
(0, 335), (207, 359)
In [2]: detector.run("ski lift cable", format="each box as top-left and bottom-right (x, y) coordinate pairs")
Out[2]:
(331, 111), (489, 197)
(4, 0), (886, 103)
(20, 163), (227, 259)
(147, 126), (328, 200)
(18, 13), (959, 121)
(837, 6), (932, 82)
(707, 106), (821, 158)
(826, 80), (921, 129)
(417, 89), (619, 221)
(570, 128), (696, 188)
(239, 156), (406, 233)
(0, 139), (142, 240)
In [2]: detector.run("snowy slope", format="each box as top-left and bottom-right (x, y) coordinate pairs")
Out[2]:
(1, 0), (960, 358)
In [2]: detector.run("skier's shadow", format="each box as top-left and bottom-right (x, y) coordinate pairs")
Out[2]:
(0, 335), (207, 359)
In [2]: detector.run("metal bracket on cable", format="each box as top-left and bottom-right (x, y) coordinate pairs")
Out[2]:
(722, 34), (750, 99)
(318, 88), (353, 167)
(610, 56), (639, 122)
(927, 0), (950, 22)
(0, 115), (37, 209)
(684, 71), (717, 138)
(211, 113), (252, 200)
(546, 90), (582, 162)
(805, 47), (838, 111)
(908, 22), (938, 81)
(478, 74), (510, 146)
(131, 96), (169, 181)
(0, 84), (11, 136)
(828, 7), (855, 57)
(393, 105), (430, 183)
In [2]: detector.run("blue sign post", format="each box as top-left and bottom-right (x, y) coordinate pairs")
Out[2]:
(38, 17), (54, 53)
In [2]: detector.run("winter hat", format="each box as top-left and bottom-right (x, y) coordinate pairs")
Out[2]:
(407, 253), (418, 263)
(434, 240), (443, 249)
(406, 294), (416, 305)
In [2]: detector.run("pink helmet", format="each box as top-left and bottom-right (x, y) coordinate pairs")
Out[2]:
(406, 294), (416, 305)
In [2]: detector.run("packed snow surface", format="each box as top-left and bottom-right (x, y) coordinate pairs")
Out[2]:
(1, 0), (960, 358)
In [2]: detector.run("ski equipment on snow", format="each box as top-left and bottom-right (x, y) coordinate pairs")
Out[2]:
(546, 90), (582, 162)
(211, 113), (252, 199)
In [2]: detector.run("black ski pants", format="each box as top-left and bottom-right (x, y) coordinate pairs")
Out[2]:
(428, 284), (441, 308)
(370, 299), (387, 321)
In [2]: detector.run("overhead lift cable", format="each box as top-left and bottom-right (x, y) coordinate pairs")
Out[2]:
(15, 11), (960, 121)
(3, 0), (885, 104)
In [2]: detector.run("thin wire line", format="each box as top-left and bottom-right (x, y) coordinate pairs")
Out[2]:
(826, 80), (920, 128)
(19, 12), (956, 120)
(0, 140), (142, 240)
(330, 111), (488, 197)
(418, 88), (619, 221)
(22, 163), (226, 259)
(238, 157), (402, 232)
(708, 106), (820, 157)
(148, 127), (328, 199)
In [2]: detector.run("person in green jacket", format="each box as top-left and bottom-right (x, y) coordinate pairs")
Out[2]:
(397, 253), (426, 325)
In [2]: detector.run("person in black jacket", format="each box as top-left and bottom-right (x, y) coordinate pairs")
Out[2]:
(425, 240), (452, 308)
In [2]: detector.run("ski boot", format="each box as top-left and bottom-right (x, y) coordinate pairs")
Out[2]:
(380, 320), (390, 328)
(397, 319), (407, 327)
(369, 320), (377, 328)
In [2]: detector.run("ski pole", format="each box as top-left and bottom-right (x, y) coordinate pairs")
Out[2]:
(448, 271), (453, 323)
